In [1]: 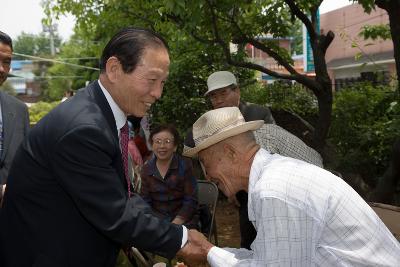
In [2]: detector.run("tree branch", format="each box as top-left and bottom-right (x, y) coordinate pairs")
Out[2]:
(320, 30), (335, 53)
(204, 0), (319, 92)
(226, 14), (300, 75)
(284, 0), (315, 40)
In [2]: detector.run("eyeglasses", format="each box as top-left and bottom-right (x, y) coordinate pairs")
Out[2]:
(153, 138), (174, 146)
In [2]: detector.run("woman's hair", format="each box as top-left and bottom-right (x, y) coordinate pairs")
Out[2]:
(149, 124), (180, 146)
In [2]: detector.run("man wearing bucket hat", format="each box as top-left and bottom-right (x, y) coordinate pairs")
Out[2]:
(183, 107), (400, 266)
(205, 71), (275, 123)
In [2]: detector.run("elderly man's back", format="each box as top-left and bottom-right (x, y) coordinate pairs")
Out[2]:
(245, 149), (400, 266)
(254, 124), (323, 167)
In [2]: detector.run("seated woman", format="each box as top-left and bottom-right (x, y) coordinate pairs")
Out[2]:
(140, 124), (199, 229)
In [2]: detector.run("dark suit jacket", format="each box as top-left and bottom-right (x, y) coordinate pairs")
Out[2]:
(0, 91), (29, 184)
(238, 101), (275, 124)
(0, 81), (182, 267)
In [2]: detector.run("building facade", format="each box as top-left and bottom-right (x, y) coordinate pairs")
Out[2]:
(320, 4), (395, 90)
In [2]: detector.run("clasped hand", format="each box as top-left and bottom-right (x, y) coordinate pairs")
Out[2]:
(176, 229), (214, 266)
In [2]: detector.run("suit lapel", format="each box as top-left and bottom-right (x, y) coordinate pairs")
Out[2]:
(0, 92), (16, 162)
(87, 81), (126, 184)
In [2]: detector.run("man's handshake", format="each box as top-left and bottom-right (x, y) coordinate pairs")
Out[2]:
(177, 229), (214, 266)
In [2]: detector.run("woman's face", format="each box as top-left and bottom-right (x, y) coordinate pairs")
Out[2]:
(152, 130), (177, 161)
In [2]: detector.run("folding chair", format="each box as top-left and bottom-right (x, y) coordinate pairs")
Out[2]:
(128, 247), (155, 267)
(369, 202), (400, 241)
(197, 180), (219, 245)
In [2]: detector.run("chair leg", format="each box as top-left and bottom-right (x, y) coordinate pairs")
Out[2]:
(213, 220), (218, 246)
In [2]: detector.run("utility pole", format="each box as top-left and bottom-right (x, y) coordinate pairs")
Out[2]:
(42, 23), (58, 56)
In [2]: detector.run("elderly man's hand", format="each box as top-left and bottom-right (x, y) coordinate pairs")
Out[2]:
(176, 229), (213, 266)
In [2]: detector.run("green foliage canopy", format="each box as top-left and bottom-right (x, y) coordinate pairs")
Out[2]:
(329, 83), (400, 183)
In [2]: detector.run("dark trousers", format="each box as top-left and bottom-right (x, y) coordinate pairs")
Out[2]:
(236, 190), (257, 249)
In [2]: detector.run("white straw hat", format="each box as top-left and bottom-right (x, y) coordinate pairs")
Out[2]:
(183, 107), (263, 158)
(205, 71), (237, 96)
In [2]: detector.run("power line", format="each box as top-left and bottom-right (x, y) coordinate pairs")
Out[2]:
(12, 52), (100, 71)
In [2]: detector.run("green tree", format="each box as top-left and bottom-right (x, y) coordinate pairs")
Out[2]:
(159, 0), (335, 153)
(43, 29), (101, 101)
(13, 32), (62, 59)
(329, 83), (400, 184)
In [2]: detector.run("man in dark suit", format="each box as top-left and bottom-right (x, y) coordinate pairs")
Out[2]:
(0, 31), (30, 203)
(0, 27), (201, 267)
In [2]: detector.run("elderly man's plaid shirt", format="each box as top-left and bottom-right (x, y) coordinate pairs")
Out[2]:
(254, 124), (323, 167)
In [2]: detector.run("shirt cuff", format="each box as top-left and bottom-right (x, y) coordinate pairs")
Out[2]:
(181, 225), (188, 248)
(207, 246), (238, 266)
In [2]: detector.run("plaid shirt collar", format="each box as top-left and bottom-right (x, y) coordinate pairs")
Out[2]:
(148, 153), (179, 177)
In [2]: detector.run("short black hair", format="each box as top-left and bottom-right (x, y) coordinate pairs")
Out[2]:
(149, 124), (180, 146)
(0, 31), (13, 51)
(100, 27), (169, 73)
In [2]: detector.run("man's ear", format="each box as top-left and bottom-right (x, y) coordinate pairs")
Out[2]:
(223, 143), (239, 163)
(235, 86), (241, 104)
(105, 56), (120, 83)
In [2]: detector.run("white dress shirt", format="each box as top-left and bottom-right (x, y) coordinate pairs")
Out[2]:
(207, 148), (400, 266)
(97, 80), (188, 248)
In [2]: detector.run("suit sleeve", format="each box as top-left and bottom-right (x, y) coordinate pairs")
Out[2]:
(50, 124), (182, 259)
(262, 107), (275, 124)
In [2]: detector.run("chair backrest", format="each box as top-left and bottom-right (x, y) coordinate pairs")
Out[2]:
(197, 180), (219, 240)
(369, 202), (400, 240)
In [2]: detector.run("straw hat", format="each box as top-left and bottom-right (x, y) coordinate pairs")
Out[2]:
(183, 107), (263, 158)
(205, 71), (237, 96)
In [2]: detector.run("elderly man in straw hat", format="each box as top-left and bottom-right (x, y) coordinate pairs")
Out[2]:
(183, 107), (400, 266)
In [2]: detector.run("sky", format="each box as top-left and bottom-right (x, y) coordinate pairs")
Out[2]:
(0, 0), (353, 41)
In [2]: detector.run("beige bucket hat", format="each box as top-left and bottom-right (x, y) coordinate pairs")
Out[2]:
(183, 107), (263, 158)
(205, 71), (237, 96)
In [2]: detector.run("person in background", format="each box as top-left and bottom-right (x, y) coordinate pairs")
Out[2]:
(61, 90), (74, 102)
(183, 107), (400, 266)
(0, 30), (30, 205)
(141, 124), (199, 229)
(127, 115), (151, 164)
(205, 71), (275, 123)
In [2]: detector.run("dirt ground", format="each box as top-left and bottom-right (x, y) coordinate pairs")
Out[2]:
(213, 198), (241, 248)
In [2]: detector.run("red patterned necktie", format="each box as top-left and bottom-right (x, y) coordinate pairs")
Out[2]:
(120, 122), (131, 198)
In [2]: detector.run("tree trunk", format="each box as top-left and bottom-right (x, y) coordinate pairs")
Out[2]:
(307, 33), (334, 154)
(376, 0), (400, 94)
(313, 80), (333, 155)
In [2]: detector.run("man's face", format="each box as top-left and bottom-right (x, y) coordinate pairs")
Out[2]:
(199, 146), (240, 202)
(208, 86), (240, 109)
(0, 42), (12, 86)
(112, 47), (170, 117)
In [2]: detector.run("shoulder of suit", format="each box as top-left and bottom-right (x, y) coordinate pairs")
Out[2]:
(243, 101), (270, 111)
(0, 91), (28, 110)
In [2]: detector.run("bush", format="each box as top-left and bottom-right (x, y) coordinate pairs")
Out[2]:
(29, 101), (60, 124)
(241, 81), (318, 123)
(329, 82), (400, 184)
